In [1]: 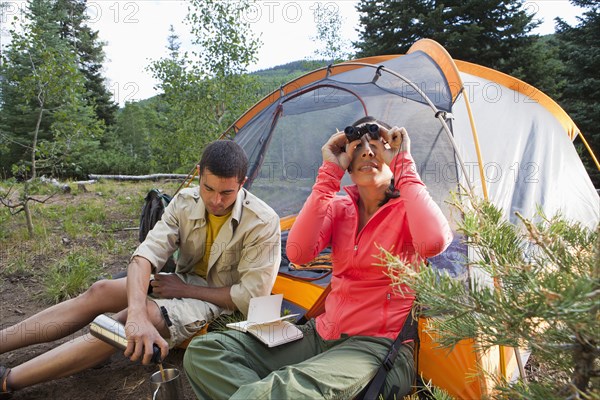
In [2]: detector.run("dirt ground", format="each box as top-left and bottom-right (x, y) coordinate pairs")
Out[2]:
(0, 187), (198, 400)
(1, 266), (197, 400)
(1, 254), (197, 400)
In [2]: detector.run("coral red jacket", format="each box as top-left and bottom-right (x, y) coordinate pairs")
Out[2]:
(287, 152), (452, 340)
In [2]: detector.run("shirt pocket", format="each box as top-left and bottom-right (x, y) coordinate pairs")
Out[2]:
(383, 290), (407, 334)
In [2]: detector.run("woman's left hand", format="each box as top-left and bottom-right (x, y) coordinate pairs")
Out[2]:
(379, 126), (410, 165)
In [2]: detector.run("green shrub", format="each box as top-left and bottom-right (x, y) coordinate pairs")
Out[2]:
(44, 250), (105, 303)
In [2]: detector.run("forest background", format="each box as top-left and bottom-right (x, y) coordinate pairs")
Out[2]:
(0, 1), (598, 398)
(0, 0), (598, 189)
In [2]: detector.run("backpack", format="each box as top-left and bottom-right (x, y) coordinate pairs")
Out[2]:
(139, 189), (172, 243)
(138, 189), (176, 272)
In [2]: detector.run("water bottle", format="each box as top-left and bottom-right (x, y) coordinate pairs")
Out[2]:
(90, 314), (161, 363)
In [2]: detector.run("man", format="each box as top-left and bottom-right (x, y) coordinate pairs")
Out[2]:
(0, 140), (281, 396)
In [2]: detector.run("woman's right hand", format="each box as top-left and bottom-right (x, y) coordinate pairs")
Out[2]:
(322, 131), (353, 170)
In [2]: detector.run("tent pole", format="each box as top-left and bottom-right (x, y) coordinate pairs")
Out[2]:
(268, 61), (478, 194)
(578, 132), (600, 170)
(515, 347), (527, 383)
(435, 115), (476, 194)
(460, 80), (516, 381)
(461, 89), (489, 200)
(343, 62), (477, 195)
(457, 70), (514, 382)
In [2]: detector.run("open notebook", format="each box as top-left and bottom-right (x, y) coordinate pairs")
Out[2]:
(226, 294), (303, 347)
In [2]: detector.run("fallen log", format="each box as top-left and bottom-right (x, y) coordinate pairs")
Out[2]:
(73, 179), (98, 185)
(39, 176), (70, 193)
(88, 174), (188, 181)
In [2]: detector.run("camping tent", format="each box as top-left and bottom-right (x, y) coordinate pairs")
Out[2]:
(218, 39), (600, 399)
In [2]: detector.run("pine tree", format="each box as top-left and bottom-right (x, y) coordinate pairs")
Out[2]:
(386, 194), (599, 398)
(0, 0), (102, 178)
(1, 0), (67, 176)
(556, 1), (600, 189)
(353, 0), (558, 88)
(52, 0), (118, 126)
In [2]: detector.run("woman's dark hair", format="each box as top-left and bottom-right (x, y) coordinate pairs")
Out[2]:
(350, 116), (400, 206)
(199, 141), (248, 183)
(351, 115), (392, 130)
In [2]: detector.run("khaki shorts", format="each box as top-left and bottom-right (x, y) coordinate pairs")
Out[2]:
(149, 273), (223, 348)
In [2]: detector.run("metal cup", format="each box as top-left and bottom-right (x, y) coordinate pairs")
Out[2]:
(150, 368), (184, 400)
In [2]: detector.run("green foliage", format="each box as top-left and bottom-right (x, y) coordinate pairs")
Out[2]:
(52, 0), (118, 126)
(0, 0), (105, 179)
(355, 0), (537, 58)
(403, 378), (456, 400)
(146, 1), (263, 172)
(506, 34), (565, 100)
(110, 101), (155, 168)
(311, 3), (353, 62)
(353, 0), (563, 91)
(386, 194), (599, 397)
(40, 99), (105, 178)
(555, 3), (600, 189)
(208, 311), (246, 332)
(186, 0), (261, 79)
(2, 251), (34, 277)
(43, 250), (104, 303)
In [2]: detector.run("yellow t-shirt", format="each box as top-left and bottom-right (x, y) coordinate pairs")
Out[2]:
(194, 211), (232, 277)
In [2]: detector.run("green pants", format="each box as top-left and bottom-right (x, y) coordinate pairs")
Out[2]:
(183, 320), (414, 400)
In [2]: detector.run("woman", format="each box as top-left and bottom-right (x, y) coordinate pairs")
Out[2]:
(183, 117), (452, 399)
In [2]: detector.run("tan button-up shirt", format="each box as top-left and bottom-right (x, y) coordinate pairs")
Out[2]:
(132, 187), (281, 316)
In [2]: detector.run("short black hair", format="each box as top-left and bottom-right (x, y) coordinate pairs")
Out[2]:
(199, 141), (248, 183)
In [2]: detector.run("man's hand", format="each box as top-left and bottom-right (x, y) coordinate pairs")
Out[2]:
(322, 131), (353, 170)
(150, 273), (188, 299)
(123, 314), (169, 364)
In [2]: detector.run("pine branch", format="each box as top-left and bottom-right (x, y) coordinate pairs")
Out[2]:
(387, 194), (599, 395)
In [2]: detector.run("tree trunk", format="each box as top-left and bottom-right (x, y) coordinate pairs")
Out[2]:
(23, 200), (34, 238)
(571, 334), (596, 394)
(31, 98), (45, 179)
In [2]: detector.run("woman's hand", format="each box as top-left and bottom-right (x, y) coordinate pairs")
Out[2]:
(379, 126), (410, 165)
(322, 131), (353, 170)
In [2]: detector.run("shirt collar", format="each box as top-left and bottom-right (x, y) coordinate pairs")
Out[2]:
(189, 186), (245, 224)
(343, 184), (402, 208)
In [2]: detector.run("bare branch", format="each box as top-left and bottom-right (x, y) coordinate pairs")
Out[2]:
(26, 190), (58, 204)
(0, 132), (33, 150)
(8, 207), (24, 215)
(0, 183), (17, 198)
(0, 195), (25, 215)
(0, 196), (18, 209)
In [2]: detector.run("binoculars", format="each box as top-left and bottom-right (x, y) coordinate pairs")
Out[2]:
(344, 124), (380, 142)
